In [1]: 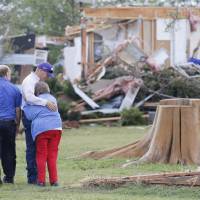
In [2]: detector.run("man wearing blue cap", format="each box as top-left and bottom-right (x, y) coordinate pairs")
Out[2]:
(21, 62), (57, 184)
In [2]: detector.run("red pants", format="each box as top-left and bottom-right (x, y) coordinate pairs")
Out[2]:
(36, 130), (62, 184)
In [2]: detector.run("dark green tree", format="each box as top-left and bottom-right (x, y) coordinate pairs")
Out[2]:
(15, 0), (80, 36)
(0, 0), (80, 36)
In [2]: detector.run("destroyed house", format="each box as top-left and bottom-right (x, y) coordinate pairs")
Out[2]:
(64, 6), (200, 83)
(63, 6), (200, 116)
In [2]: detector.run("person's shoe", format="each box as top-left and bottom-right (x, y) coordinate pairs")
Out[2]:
(36, 182), (45, 187)
(51, 182), (59, 186)
(3, 176), (14, 184)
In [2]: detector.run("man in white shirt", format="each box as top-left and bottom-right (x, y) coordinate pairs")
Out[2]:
(22, 62), (57, 184)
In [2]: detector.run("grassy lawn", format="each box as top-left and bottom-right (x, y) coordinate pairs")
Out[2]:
(1, 126), (200, 200)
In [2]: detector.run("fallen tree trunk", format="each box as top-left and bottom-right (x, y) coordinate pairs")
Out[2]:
(82, 171), (200, 188)
(81, 99), (200, 165)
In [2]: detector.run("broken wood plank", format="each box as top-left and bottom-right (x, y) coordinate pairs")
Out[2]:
(88, 32), (95, 68)
(119, 85), (141, 111)
(143, 102), (159, 108)
(72, 84), (100, 109)
(81, 18), (88, 80)
(80, 117), (121, 124)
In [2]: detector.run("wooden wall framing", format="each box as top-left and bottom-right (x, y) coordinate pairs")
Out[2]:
(84, 7), (200, 20)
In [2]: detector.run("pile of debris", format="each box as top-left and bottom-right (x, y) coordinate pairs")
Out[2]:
(62, 6), (200, 126)
(64, 32), (168, 122)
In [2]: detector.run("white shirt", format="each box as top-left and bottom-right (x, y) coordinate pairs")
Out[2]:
(22, 72), (47, 108)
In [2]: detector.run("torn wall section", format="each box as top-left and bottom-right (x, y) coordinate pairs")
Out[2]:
(63, 37), (88, 83)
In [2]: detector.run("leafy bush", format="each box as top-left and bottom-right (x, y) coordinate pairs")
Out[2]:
(47, 77), (63, 96)
(121, 108), (146, 126)
(57, 99), (71, 120)
(62, 81), (80, 100)
(67, 110), (81, 121)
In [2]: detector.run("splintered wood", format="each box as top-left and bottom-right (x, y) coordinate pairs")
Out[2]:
(82, 171), (200, 188)
(81, 99), (200, 165)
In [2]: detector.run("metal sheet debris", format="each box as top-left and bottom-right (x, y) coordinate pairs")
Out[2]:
(73, 84), (100, 109)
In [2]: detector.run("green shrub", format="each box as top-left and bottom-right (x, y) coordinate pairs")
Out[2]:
(67, 110), (81, 121)
(47, 77), (63, 96)
(57, 99), (71, 120)
(121, 107), (146, 126)
(62, 81), (80, 100)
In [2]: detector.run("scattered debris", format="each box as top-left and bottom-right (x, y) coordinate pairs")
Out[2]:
(82, 171), (200, 188)
(172, 63), (200, 79)
(73, 76), (143, 113)
(146, 48), (169, 72)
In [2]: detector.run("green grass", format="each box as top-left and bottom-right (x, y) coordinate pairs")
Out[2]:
(1, 126), (200, 200)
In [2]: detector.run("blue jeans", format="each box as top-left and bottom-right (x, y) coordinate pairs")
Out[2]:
(22, 111), (37, 183)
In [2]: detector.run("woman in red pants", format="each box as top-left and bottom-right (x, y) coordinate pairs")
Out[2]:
(24, 81), (62, 186)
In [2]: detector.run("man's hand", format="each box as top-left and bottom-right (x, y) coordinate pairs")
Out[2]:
(46, 101), (57, 111)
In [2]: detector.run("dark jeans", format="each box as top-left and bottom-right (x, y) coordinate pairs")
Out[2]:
(22, 111), (37, 183)
(0, 120), (16, 182)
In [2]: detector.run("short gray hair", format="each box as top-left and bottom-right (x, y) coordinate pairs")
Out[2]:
(0, 65), (10, 77)
(35, 81), (50, 96)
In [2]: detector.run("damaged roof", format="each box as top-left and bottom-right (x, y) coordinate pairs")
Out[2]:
(83, 7), (200, 20)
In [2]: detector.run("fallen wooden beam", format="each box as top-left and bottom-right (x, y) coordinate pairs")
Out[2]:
(82, 171), (200, 188)
(143, 102), (159, 108)
(80, 117), (121, 123)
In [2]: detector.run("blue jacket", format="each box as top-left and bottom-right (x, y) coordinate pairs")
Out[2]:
(0, 78), (22, 120)
(23, 93), (62, 141)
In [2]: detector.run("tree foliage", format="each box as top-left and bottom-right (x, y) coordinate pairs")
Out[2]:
(0, 0), (16, 36)
(121, 107), (146, 126)
(0, 0), (80, 36)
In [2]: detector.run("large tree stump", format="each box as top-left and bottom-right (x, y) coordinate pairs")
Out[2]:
(81, 99), (200, 165)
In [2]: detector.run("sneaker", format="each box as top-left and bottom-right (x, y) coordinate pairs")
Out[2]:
(3, 176), (14, 184)
(36, 182), (45, 187)
(51, 182), (59, 186)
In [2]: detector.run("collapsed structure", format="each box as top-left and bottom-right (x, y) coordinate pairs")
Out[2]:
(64, 6), (200, 115)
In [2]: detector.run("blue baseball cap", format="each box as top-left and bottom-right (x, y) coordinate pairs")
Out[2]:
(37, 62), (54, 78)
